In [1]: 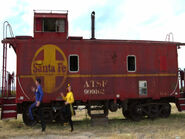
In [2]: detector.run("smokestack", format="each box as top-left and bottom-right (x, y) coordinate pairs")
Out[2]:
(91, 11), (95, 40)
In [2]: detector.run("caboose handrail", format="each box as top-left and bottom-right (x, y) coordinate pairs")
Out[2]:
(170, 74), (179, 96)
(165, 32), (174, 42)
(2, 21), (14, 98)
(17, 77), (30, 100)
(34, 9), (68, 14)
(3, 21), (14, 39)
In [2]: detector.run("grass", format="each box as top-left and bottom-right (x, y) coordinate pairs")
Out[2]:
(0, 104), (185, 139)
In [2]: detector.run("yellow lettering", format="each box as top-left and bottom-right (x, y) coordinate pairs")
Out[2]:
(90, 80), (95, 88)
(96, 80), (102, 87)
(102, 80), (108, 87)
(84, 81), (90, 88)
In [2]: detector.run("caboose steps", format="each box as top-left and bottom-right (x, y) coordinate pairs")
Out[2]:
(2, 98), (16, 104)
(3, 97), (16, 99)
(1, 97), (17, 120)
(3, 110), (16, 113)
(2, 110), (17, 120)
(178, 98), (185, 100)
(3, 104), (16, 110)
(177, 98), (185, 104)
(176, 97), (185, 111)
(179, 104), (185, 111)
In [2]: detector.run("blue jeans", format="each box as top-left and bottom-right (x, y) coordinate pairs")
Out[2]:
(29, 102), (36, 120)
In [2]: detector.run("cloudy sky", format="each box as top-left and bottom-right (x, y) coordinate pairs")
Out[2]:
(1, 0), (185, 75)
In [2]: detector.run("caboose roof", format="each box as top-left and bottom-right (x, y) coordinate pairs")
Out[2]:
(34, 10), (68, 18)
(82, 39), (183, 46)
(2, 37), (184, 46)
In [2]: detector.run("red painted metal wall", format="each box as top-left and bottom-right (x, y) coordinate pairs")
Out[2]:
(9, 37), (179, 104)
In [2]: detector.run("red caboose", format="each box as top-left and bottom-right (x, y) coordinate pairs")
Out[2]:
(1, 10), (185, 124)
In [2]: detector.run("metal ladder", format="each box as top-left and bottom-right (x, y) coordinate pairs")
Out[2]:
(2, 21), (14, 97)
(1, 21), (17, 120)
(176, 69), (185, 112)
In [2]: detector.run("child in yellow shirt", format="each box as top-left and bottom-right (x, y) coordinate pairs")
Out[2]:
(61, 84), (74, 132)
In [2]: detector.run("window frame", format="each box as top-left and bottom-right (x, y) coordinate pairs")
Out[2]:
(35, 18), (66, 32)
(138, 80), (148, 96)
(127, 55), (136, 72)
(68, 54), (79, 73)
(55, 19), (65, 32)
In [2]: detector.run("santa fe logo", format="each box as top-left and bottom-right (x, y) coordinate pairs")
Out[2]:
(31, 44), (67, 93)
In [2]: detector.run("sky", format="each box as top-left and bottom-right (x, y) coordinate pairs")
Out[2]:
(1, 0), (185, 76)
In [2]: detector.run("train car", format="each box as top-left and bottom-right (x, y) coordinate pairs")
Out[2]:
(1, 10), (185, 125)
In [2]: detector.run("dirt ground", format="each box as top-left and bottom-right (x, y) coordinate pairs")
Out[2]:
(1, 103), (185, 139)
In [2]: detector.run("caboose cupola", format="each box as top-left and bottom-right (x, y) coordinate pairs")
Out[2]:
(34, 10), (68, 39)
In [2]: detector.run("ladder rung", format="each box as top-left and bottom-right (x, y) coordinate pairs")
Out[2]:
(178, 98), (185, 100)
(3, 110), (16, 114)
(3, 97), (16, 99)
(3, 104), (16, 106)
(2, 117), (16, 120)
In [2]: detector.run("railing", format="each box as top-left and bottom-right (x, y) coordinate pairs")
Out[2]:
(34, 9), (68, 14)
(1, 71), (15, 97)
(1, 71), (8, 97)
(165, 32), (174, 42)
(179, 69), (185, 93)
(1, 21), (14, 98)
(3, 21), (14, 39)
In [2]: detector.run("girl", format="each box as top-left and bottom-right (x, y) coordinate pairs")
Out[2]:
(61, 84), (74, 132)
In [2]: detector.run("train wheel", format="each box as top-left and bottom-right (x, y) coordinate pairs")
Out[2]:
(122, 109), (131, 119)
(55, 115), (65, 124)
(54, 110), (65, 124)
(42, 107), (53, 123)
(87, 101), (109, 118)
(109, 101), (118, 112)
(104, 103), (109, 117)
(148, 104), (159, 119)
(159, 103), (171, 118)
(129, 102), (143, 121)
(22, 107), (37, 126)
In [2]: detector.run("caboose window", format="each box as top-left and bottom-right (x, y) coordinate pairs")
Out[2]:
(43, 18), (65, 32)
(127, 56), (136, 72)
(69, 55), (79, 72)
